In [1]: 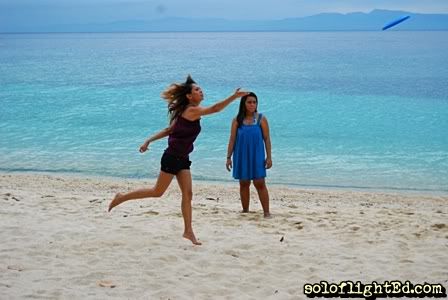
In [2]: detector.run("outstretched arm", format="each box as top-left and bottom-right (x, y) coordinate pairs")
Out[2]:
(139, 120), (176, 153)
(260, 116), (272, 169)
(226, 119), (238, 171)
(183, 88), (248, 121)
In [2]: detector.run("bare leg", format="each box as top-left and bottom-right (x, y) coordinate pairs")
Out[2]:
(253, 178), (270, 217)
(239, 180), (251, 213)
(176, 170), (201, 245)
(108, 171), (174, 212)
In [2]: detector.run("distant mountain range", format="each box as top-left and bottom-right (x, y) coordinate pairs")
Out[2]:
(5, 10), (448, 33)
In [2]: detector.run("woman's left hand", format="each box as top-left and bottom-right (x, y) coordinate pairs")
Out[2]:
(232, 88), (249, 100)
(265, 158), (272, 169)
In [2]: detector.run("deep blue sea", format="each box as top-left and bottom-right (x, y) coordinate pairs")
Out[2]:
(1, 32), (447, 192)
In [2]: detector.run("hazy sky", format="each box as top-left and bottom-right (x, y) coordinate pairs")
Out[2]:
(1, 0), (448, 29)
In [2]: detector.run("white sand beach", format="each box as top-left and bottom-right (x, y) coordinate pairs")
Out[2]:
(1, 172), (447, 299)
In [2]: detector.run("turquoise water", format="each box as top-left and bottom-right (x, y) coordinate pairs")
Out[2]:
(1, 32), (447, 192)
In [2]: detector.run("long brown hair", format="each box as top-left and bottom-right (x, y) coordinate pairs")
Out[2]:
(161, 75), (196, 124)
(236, 92), (258, 128)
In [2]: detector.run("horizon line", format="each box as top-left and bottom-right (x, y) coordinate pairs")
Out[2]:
(2, 29), (448, 34)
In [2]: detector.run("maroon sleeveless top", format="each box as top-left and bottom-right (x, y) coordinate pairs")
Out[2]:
(165, 116), (201, 158)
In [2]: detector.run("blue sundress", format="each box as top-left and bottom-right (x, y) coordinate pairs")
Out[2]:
(232, 113), (266, 180)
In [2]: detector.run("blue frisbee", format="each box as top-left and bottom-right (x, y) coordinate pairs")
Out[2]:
(382, 15), (411, 30)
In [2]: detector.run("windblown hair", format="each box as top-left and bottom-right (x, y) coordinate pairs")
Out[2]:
(236, 92), (258, 128)
(161, 75), (196, 124)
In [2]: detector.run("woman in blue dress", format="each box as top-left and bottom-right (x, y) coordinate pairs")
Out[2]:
(226, 92), (272, 217)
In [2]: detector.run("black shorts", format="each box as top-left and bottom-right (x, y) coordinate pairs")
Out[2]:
(160, 152), (191, 175)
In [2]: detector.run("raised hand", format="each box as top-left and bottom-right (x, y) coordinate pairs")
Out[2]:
(232, 88), (250, 99)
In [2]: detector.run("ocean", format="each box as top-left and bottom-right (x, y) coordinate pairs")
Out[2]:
(0, 31), (447, 192)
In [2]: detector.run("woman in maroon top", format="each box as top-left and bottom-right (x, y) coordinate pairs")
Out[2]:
(108, 75), (248, 245)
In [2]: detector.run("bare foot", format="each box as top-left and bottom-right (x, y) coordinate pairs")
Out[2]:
(183, 231), (202, 245)
(108, 193), (124, 212)
(241, 209), (249, 213)
(264, 212), (272, 218)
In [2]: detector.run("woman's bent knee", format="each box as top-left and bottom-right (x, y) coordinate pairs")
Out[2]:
(153, 189), (165, 197)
